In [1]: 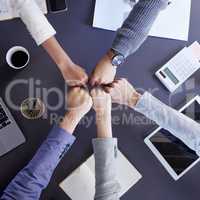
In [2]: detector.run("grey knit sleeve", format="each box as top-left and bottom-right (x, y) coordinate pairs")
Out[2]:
(112, 0), (170, 58)
(92, 138), (120, 200)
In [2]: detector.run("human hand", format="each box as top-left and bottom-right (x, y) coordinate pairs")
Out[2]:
(104, 78), (141, 108)
(42, 37), (88, 86)
(90, 52), (117, 86)
(61, 62), (88, 86)
(91, 88), (112, 138)
(91, 87), (111, 117)
(60, 87), (92, 133)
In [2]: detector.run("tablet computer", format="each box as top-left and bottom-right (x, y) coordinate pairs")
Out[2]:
(144, 96), (200, 180)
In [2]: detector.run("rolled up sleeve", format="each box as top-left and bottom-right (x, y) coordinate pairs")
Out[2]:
(14, 0), (56, 45)
(1, 126), (76, 200)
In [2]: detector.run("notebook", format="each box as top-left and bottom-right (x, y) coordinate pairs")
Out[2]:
(60, 150), (142, 200)
(0, 0), (47, 21)
(93, 0), (192, 41)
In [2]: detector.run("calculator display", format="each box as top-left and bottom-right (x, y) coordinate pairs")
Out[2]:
(164, 68), (179, 85)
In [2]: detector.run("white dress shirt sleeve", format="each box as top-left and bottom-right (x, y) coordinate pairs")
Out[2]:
(134, 92), (200, 156)
(14, 0), (56, 45)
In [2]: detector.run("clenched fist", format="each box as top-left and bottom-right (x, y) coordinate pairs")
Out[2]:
(90, 53), (117, 86)
(60, 87), (92, 133)
(61, 62), (88, 86)
(105, 78), (141, 108)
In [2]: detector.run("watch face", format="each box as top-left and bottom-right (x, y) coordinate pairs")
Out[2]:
(112, 54), (125, 67)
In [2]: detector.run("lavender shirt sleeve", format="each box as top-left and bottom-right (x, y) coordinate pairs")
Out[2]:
(1, 126), (76, 200)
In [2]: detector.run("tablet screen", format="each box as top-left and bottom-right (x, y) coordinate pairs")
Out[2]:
(149, 100), (200, 175)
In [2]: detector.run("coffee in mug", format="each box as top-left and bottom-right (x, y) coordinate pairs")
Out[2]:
(6, 46), (30, 69)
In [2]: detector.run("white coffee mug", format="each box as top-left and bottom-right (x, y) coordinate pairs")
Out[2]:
(6, 46), (30, 69)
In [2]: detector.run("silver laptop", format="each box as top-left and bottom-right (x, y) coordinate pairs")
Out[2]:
(0, 97), (25, 157)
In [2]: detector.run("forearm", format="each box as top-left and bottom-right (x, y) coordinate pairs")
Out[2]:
(134, 92), (200, 155)
(93, 138), (120, 200)
(15, 0), (56, 46)
(60, 111), (82, 134)
(112, 0), (169, 58)
(42, 37), (74, 74)
(15, 0), (77, 79)
(96, 113), (112, 138)
(1, 126), (76, 200)
(93, 107), (120, 200)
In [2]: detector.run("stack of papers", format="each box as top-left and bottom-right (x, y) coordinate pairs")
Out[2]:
(60, 150), (142, 200)
(93, 0), (192, 41)
(0, 0), (47, 21)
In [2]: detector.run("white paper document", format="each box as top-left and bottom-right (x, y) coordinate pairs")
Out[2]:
(60, 150), (142, 200)
(93, 0), (192, 41)
(0, 0), (47, 21)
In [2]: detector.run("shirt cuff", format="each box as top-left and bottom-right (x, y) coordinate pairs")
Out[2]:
(27, 125), (76, 168)
(18, 0), (56, 45)
(92, 138), (118, 160)
(134, 92), (154, 113)
(49, 125), (76, 148)
(47, 125), (76, 161)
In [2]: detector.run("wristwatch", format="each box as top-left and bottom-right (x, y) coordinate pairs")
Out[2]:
(107, 49), (125, 67)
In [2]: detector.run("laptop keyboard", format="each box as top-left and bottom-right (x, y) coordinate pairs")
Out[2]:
(0, 104), (11, 130)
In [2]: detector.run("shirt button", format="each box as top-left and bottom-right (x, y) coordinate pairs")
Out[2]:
(65, 144), (70, 150)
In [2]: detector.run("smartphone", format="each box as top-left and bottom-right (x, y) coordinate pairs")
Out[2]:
(49, 0), (67, 13)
